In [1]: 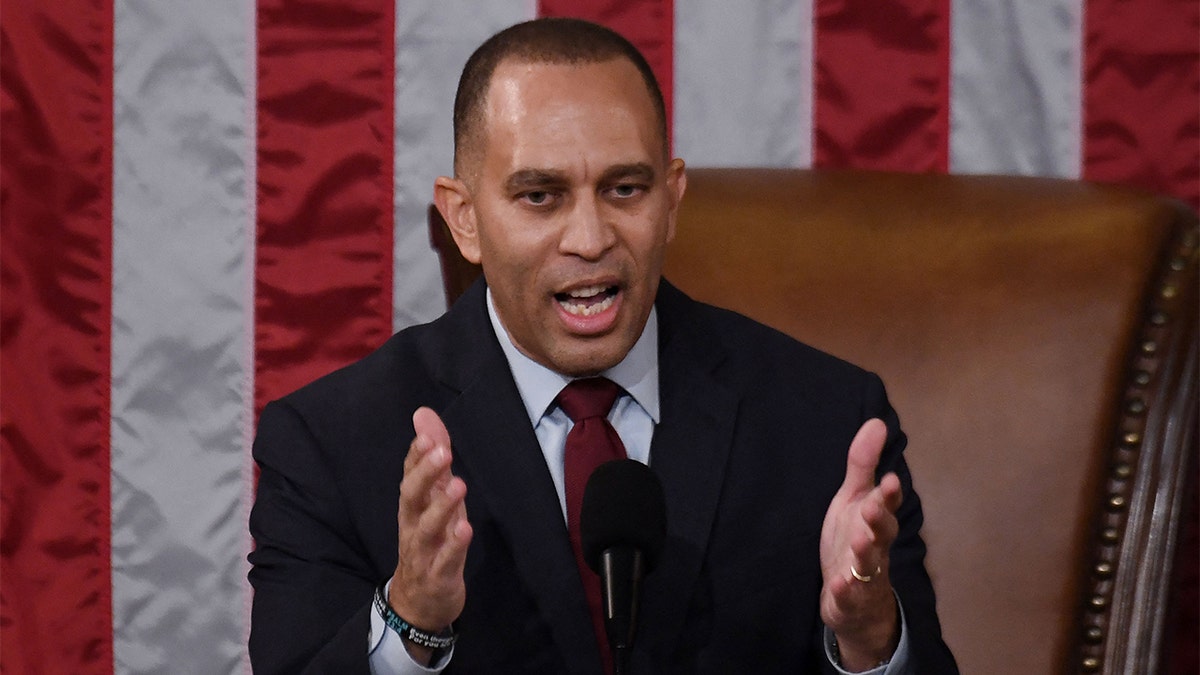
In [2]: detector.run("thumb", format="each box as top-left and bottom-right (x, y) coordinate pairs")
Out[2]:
(841, 418), (887, 496)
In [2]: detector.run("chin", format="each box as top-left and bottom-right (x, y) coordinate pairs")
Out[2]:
(553, 342), (628, 378)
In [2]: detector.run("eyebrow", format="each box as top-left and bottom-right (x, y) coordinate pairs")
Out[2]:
(503, 169), (568, 194)
(502, 163), (658, 194)
(599, 163), (656, 185)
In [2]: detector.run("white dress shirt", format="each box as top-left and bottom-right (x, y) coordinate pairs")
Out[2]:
(368, 289), (908, 674)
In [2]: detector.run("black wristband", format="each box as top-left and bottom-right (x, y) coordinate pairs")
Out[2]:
(373, 584), (457, 650)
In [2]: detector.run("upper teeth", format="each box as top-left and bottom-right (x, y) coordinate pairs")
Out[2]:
(568, 284), (608, 298)
(560, 293), (615, 316)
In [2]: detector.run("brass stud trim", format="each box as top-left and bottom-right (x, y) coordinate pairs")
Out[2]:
(1076, 224), (1195, 672)
(1126, 397), (1146, 415)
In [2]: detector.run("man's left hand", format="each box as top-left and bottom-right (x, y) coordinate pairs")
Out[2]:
(819, 418), (903, 670)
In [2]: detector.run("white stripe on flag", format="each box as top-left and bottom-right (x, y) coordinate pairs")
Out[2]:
(674, 0), (812, 168)
(392, 0), (537, 330)
(949, 0), (1083, 177)
(111, 0), (255, 671)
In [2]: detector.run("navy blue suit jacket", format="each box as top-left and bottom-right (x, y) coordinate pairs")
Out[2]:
(248, 279), (957, 674)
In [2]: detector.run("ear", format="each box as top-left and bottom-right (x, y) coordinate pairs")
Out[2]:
(433, 176), (482, 264)
(664, 158), (687, 244)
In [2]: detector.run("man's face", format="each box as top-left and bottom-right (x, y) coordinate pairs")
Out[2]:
(440, 57), (686, 376)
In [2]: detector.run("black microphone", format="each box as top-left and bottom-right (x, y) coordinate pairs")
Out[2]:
(580, 459), (667, 675)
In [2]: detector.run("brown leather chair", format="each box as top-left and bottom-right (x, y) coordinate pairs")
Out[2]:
(428, 169), (1199, 675)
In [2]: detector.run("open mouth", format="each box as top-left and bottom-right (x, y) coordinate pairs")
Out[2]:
(554, 284), (619, 317)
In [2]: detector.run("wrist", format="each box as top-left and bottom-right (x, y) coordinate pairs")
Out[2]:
(833, 638), (894, 672)
(831, 594), (900, 671)
(373, 583), (456, 663)
(386, 578), (453, 636)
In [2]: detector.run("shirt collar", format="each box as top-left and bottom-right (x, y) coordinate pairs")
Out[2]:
(486, 287), (660, 426)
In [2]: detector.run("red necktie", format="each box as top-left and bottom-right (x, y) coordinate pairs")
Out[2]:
(558, 377), (627, 674)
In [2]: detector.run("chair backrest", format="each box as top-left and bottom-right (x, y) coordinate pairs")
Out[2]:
(428, 169), (1199, 675)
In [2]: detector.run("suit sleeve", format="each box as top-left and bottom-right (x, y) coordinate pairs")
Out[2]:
(861, 373), (959, 674)
(248, 399), (377, 674)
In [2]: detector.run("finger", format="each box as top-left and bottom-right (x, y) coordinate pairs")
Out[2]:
(841, 419), (888, 496)
(404, 407), (448, 475)
(414, 407), (454, 491)
(399, 442), (453, 524)
(861, 476), (902, 527)
(846, 498), (896, 569)
(848, 521), (883, 573)
(878, 472), (903, 513)
(403, 431), (434, 475)
(859, 495), (900, 550)
(413, 406), (451, 452)
(431, 515), (473, 580)
(396, 464), (460, 590)
(415, 475), (467, 549)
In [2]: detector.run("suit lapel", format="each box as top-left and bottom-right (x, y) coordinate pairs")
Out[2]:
(637, 282), (740, 660)
(430, 280), (741, 670)
(433, 282), (601, 674)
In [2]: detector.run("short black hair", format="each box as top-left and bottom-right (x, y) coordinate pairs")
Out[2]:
(452, 17), (668, 176)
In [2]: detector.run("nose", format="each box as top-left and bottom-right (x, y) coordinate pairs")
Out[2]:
(558, 194), (616, 260)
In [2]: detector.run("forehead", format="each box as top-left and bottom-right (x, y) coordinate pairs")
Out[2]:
(476, 58), (663, 174)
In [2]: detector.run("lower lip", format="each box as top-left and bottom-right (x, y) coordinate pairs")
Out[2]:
(555, 290), (622, 335)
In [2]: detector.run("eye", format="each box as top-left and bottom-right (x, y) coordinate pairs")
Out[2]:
(609, 183), (644, 199)
(519, 191), (556, 207)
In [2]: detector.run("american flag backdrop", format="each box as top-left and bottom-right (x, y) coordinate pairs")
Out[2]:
(2, 0), (1197, 672)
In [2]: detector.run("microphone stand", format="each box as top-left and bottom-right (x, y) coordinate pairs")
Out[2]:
(602, 547), (644, 675)
(614, 645), (631, 675)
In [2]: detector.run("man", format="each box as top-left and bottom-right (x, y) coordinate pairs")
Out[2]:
(248, 18), (958, 674)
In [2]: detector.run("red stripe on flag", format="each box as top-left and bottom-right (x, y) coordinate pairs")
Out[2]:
(0, 0), (114, 672)
(538, 0), (675, 143)
(814, 0), (951, 172)
(255, 0), (396, 417)
(1084, 0), (1200, 210)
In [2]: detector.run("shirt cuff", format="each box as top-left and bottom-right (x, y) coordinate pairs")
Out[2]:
(823, 592), (910, 675)
(368, 578), (453, 675)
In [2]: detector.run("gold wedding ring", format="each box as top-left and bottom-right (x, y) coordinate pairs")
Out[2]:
(850, 563), (881, 583)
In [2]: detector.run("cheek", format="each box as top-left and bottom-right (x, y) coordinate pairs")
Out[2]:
(478, 240), (547, 309)
(625, 220), (672, 275)
(477, 210), (553, 265)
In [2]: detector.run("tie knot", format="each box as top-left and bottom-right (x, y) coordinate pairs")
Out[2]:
(556, 377), (622, 422)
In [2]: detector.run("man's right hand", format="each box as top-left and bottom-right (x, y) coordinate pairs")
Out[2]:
(390, 406), (473, 661)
